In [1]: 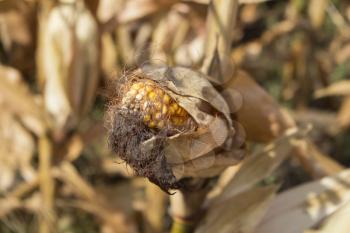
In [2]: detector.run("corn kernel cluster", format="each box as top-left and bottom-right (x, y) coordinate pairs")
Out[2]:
(121, 80), (192, 130)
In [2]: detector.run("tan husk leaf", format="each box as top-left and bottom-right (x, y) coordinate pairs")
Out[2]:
(305, 200), (350, 233)
(195, 185), (277, 233)
(0, 110), (35, 192)
(0, 65), (47, 136)
(139, 65), (244, 178)
(108, 65), (244, 191)
(40, 1), (99, 137)
(314, 80), (350, 98)
(223, 70), (295, 142)
(208, 126), (307, 205)
(255, 169), (350, 233)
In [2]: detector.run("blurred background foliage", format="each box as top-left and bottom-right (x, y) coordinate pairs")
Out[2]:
(1, 0), (350, 233)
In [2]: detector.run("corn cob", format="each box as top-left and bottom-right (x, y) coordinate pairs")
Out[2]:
(121, 80), (193, 131)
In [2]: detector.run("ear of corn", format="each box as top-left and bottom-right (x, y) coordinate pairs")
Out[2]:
(121, 80), (193, 130)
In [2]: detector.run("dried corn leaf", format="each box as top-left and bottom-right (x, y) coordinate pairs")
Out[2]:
(0, 198), (21, 218)
(255, 169), (350, 233)
(195, 185), (277, 233)
(0, 65), (46, 136)
(315, 80), (350, 98)
(222, 70), (295, 142)
(0, 1), (36, 75)
(57, 162), (138, 233)
(337, 96), (350, 128)
(305, 200), (350, 233)
(0, 110), (35, 192)
(201, 0), (238, 84)
(41, 1), (99, 134)
(209, 127), (307, 204)
(308, 0), (328, 29)
(293, 139), (344, 179)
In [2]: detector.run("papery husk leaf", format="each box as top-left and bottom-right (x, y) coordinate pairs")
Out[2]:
(305, 200), (350, 233)
(41, 1), (99, 133)
(171, 148), (244, 179)
(135, 65), (244, 180)
(314, 80), (350, 98)
(57, 162), (138, 233)
(195, 185), (277, 233)
(293, 139), (344, 179)
(209, 127), (307, 204)
(164, 117), (229, 162)
(255, 169), (350, 233)
(0, 111), (35, 192)
(0, 65), (47, 136)
(0, 1), (36, 75)
(223, 70), (295, 142)
(201, 0), (238, 84)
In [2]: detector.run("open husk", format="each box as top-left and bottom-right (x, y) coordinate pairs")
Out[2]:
(107, 65), (244, 192)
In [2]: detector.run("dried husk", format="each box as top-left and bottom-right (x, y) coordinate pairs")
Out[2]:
(0, 0), (36, 76)
(0, 110), (35, 193)
(40, 1), (99, 137)
(255, 169), (350, 233)
(0, 65), (47, 136)
(222, 70), (295, 142)
(108, 65), (244, 191)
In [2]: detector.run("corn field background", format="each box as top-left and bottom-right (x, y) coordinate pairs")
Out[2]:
(1, 0), (350, 233)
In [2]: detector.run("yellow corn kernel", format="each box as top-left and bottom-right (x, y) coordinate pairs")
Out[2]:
(176, 107), (183, 115)
(157, 120), (165, 128)
(177, 108), (187, 117)
(148, 91), (157, 101)
(131, 82), (144, 91)
(154, 102), (162, 110)
(163, 94), (171, 104)
(162, 105), (168, 114)
(155, 88), (164, 96)
(145, 85), (153, 92)
(149, 121), (156, 128)
(169, 103), (179, 114)
(143, 114), (151, 122)
(154, 112), (162, 120)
